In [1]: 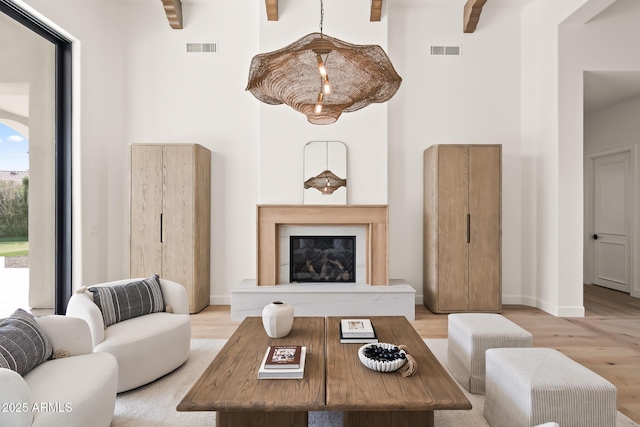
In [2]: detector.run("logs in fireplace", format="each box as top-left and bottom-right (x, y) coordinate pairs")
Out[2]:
(290, 236), (355, 283)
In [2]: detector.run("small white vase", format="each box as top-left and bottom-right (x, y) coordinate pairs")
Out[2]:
(262, 301), (294, 338)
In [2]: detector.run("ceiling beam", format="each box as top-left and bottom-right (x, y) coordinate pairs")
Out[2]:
(161, 0), (183, 29)
(266, 0), (278, 21)
(463, 0), (488, 33)
(370, 0), (382, 22)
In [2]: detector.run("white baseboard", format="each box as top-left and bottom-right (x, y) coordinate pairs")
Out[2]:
(502, 294), (585, 317)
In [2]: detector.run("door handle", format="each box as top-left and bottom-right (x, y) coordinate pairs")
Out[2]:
(592, 234), (599, 240)
(160, 213), (164, 243)
(466, 214), (471, 244)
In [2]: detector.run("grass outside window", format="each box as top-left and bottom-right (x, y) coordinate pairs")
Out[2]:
(0, 237), (29, 257)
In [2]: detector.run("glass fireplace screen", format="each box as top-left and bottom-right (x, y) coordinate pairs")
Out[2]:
(290, 236), (355, 283)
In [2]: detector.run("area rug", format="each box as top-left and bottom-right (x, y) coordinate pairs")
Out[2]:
(111, 339), (639, 426)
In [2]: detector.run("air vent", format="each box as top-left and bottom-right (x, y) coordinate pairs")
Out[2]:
(186, 42), (218, 53)
(430, 45), (462, 56)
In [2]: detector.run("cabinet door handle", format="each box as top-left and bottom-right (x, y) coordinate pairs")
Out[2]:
(467, 214), (471, 243)
(160, 213), (164, 243)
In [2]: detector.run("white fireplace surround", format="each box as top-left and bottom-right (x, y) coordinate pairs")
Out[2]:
(279, 225), (367, 284)
(230, 205), (415, 321)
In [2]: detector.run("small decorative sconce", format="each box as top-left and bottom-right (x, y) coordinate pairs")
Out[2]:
(304, 169), (346, 195)
(303, 141), (347, 204)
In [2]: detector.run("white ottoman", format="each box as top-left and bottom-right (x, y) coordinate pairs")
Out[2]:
(484, 348), (617, 427)
(447, 313), (532, 394)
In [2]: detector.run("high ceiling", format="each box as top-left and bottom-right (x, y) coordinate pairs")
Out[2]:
(3, 0), (638, 118)
(153, 0), (495, 30)
(262, 0), (488, 29)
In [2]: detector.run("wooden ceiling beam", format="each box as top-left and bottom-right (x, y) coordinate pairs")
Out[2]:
(370, 0), (382, 22)
(463, 0), (488, 33)
(266, 0), (278, 21)
(161, 0), (183, 29)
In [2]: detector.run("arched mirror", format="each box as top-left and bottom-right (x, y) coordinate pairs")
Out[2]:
(303, 141), (347, 204)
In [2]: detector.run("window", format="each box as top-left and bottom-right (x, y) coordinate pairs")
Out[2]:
(0, 0), (72, 315)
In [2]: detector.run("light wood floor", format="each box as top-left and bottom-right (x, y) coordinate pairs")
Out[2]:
(191, 284), (640, 423)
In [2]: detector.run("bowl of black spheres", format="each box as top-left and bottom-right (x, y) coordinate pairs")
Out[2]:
(358, 343), (407, 372)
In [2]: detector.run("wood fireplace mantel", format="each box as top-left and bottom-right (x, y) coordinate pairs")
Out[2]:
(257, 205), (389, 286)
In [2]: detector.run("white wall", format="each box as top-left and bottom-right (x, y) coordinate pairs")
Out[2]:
(14, 0), (127, 295)
(388, 2), (522, 302)
(585, 97), (640, 155)
(519, 0), (611, 316)
(123, 0), (259, 304)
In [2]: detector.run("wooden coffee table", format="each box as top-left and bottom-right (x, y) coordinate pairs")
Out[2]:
(177, 317), (325, 427)
(325, 316), (472, 427)
(178, 315), (470, 427)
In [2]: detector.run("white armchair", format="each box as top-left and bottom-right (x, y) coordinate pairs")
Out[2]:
(66, 278), (191, 393)
(0, 315), (118, 427)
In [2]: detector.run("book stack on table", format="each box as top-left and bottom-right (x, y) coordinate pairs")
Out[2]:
(257, 345), (306, 379)
(340, 318), (379, 344)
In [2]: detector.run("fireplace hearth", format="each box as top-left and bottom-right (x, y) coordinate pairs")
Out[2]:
(232, 205), (415, 321)
(290, 236), (355, 283)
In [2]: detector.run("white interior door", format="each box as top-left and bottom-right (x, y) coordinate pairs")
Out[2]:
(592, 151), (631, 293)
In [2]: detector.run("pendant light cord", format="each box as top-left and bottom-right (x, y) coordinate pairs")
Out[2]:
(319, 0), (324, 36)
(325, 141), (329, 170)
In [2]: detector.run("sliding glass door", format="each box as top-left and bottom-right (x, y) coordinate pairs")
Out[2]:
(0, 0), (71, 315)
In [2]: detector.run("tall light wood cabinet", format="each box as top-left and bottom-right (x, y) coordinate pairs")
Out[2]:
(423, 144), (501, 313)
(130, 143), (211, 314)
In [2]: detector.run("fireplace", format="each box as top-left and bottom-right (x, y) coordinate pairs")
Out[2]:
(290, 236), (356, 283)
(256, 205), (389, 285)
(230, 204), (416, 321)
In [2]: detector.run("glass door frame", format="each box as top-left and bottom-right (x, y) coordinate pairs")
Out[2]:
(0, 0), (72, 314)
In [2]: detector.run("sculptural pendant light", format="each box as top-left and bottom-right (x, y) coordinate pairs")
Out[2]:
(304, 141), (346, 194)
(246, 0), (402, 125)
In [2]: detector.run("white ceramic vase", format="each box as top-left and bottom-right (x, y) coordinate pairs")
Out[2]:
(262, 301), (294, 338)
